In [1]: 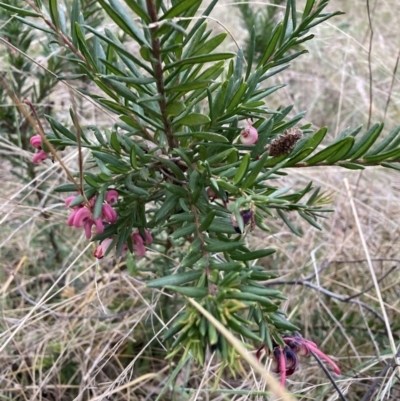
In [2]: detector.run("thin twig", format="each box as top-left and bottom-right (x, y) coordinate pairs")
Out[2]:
(343, 265), (397, 301)
(312, 351), (348, 401)
(383, 46), (400, 121)
(365, 0), (374, 128)
(266, 278), (385, 324)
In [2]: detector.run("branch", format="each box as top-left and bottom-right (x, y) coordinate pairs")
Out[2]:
(146, 0), (176, 150)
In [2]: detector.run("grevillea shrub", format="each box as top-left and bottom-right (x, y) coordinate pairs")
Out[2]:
(3, 0), (400, 392)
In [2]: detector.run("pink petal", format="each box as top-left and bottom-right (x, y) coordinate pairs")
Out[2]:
(240, 126), (258, 145)
(73, 207), (92, 227)
(105, 190), (119, 204)
(144, 229), (153, 244)
(30, 135), (42, 149)
(67, 210), (78, 226)
(94, 238), (113, 259)
(83, 221), (93, 239)
(32, 150), (48, 164)
(309, 347), (341, 375)
(94, 218), (104, 234)
(65, 195), (78, 208)
(102, 204), (117, 223)
(132, 233), (146, 257)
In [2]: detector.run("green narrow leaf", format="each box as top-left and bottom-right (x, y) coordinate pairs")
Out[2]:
(165, 53), (235, 70)
(305, 138), (352, 165)
(227, 316), (263, 342)
(204, 240), (243, 253)
(298, 211), (322, 230)
(0, 1), (41, 17)
(381, 162), (400, 171)
(93, 190), (106, 219)
(130, 145), (138, 169)
(270, 314), (300, 331)
(277, 209), (302, 236)
(175, 131), (228, 143)
(166, 285), (208, 298)
(74, 22), (97, 71)
(170, 224), (196, 239)
(199, 210), (216, 232)
(363, 147), (400, 163)
(154, 194), (180, 222)
(225, 292), (276, 308)
(347, 123), (383, 160)
(110, 132), (121, 153)
(174, 113), (211, 126)
(147, 270), (202, 287)
(125, 0), (151, 23)
(258, 23), (283, 67)
(233, 153), (250, 185)
(161, 0), (201, 20)
(366, 125), (400, 156)
(98, 0), (148, 46)
(242, 152), (269, 189)
(337, 162), (365, 170)
(325, 137), (354, 163)
(70, 0), (80, 46)
(303, 0), (316, 18)
(46, 116), (76, 141)
(14, 16), (53, 34)
(156, 157), (185, 180)
(231, 248), (276, 261)
(226, 83), (247, 112)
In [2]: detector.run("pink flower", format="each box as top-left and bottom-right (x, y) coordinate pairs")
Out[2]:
(94, 238), (113, 259)
(32, 150), (48, 164)
(257, 334), (341, 386)
(102, 203), (118, 223)
(105, 190), (119, 204)
(30, 135), (42, 149)
(240, 124), (258, 145)
(132, 233), (146, 257)
(131, 229), (153, 257)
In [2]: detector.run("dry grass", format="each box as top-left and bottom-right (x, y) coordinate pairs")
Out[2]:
(1, 0), (400, 400)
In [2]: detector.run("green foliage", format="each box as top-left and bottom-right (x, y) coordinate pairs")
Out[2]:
(2, 0), (400, 378)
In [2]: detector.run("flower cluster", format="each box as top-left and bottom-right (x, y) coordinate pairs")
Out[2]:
(66, 190), (119, 239)
(93, 229), (153, 259)
(30, 134), (48, 164)
(257, 334), (341, 386)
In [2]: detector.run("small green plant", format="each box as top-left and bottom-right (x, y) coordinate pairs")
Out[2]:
(2, 0), (400, 396)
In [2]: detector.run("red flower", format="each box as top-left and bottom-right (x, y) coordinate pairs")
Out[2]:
(257, 334), (341, 386)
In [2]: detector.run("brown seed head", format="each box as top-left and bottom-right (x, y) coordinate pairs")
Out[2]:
(267, 127), (303, 157)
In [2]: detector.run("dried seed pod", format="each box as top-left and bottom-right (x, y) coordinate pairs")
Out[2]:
(267, 127), (303, 157)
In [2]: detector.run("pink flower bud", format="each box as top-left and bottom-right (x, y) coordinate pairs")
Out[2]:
(132, 233), (146, 257)
(94, 238), (113, 259)
(105, 190), (119, 204)
(32, 150), (48, 164)
(240, 125), (258, 145)
(102, 204), (118, 223)
(30, 135), (42, 149)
